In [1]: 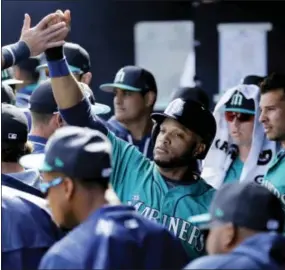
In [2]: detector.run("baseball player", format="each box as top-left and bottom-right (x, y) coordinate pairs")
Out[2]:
(35, 37), (217, 258)
(20, 126), (189, 269)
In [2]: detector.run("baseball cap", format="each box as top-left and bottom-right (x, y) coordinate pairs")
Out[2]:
(37, 42), (91, 74)
(2, 83), (16, 105)
(188, 182), (284, 233)
(242, 75), (265, 86)
(225, 90), (255, 115)
(29, 80), (110, 115)
(152, 98), (216, 159)
(19, 126), (112, 180)
(100, 66), (157, 93)
(2, 68), (23, 86)
(170, 86), (210, 109)
(2, 103), (28, 143)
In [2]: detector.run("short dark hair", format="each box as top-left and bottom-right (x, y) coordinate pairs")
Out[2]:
(2, 141), (33, 163)
(260, 73), (285, 96)
(74, 177), (109, 191)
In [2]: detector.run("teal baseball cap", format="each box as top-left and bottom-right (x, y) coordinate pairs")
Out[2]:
(188, 182), (284, 233)
(100, 66), (157, 93)
(225, 90), (255, 115)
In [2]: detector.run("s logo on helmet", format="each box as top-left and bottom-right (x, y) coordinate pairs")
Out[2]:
(165, 98), (185, 116)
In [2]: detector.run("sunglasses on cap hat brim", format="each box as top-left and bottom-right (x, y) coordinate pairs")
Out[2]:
(225, 111), (254, 123)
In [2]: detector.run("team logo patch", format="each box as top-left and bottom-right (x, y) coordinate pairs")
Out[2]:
(257, 149), (272, 165)
(165, 98), (185, 116)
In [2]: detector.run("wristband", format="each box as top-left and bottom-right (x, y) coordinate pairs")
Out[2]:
(47, 58), (70, 78)
(2, 41), (30, 69)
(45, 46), (64, 61)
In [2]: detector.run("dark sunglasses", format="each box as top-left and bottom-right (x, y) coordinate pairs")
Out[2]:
(225, 111), (254, 123)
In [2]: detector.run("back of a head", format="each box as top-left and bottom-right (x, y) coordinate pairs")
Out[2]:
(17, 58), (40, 82)
(242, 75), (265, 86)
(171, 86), (210, 109)
(1, 104), (30, 163)
(1, 83), (16, 105)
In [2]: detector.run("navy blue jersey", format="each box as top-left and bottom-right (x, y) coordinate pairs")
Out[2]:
(2, 185), (62, 270)
(39, 205), (188, 269)
(28, 134), (47, 154)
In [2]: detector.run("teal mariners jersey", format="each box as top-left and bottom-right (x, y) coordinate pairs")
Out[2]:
(260, 149), (285, 211)
(224, 157), (244, 183)
(60, 98), (216, 259)
(108, 132), (215, 258)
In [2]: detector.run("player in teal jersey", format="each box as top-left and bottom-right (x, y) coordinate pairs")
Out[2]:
(259, 73), (285, 211)
(32, 38), (217, 259)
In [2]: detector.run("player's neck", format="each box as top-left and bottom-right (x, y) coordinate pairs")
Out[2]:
(2, 162), (24, 174)
(75, 192), (108, 224)
(119, 116), (153, 141)
(158, 166), (189, 181)
(30, 127), (52, 140)
(238, 144), (251, 163)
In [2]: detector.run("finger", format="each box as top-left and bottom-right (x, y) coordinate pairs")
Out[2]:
(42, 22), (66, 36)
(22, 13), (31, 32)
(44, 27), (69, 42)
(36, 13), (57, 30)
(54, 9), (65, 24)
(45, 40), (65, 49)
(64, 10), (71, 25)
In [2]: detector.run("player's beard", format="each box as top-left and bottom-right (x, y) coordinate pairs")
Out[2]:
(154, 143), (197, 169)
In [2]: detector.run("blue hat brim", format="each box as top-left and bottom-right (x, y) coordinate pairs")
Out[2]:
(188, 213), (212, 230)
(19, 153), (53, 172)
(224, 108), (255, 115)
(99, 83), (141, 92)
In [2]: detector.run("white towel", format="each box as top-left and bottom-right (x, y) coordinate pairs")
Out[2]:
(202, 84), (279, 189)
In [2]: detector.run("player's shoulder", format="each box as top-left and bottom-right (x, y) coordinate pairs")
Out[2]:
(2, 186), (60, 252)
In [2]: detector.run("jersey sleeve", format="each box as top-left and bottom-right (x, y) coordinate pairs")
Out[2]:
(107, 131), (148, 193)
(59, 99), (149, 195)
(59, 98), (108, 135)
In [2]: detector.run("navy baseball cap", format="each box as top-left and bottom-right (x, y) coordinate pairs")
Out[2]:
(170, 86), (210, 109)
(19, 126), (112, 180)
(37, 42), (91, 74)
(2, 68), (23, 86)
(2, 83), (16, 105)
(29, 80), (110, 115)
(100, 66), (157, 93)
(2, 103), (28, 143)
(189, 182), (284, 233)
(225, 90), (255, 115)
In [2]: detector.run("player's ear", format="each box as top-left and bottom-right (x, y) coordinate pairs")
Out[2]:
(63, 177), (75, 201)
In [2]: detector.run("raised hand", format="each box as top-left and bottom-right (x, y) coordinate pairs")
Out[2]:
(20, 12), (69, 56)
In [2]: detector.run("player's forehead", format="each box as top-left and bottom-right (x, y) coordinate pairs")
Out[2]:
(161, 118), (190, 134)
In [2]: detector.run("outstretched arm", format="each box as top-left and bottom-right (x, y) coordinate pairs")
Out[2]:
(2, 13), (68, 69)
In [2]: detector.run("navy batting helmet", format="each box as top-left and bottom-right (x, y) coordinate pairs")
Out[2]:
(151, 98), (216, 160)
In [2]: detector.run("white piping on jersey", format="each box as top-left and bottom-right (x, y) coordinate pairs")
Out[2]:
(127, 135), (151, 157)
